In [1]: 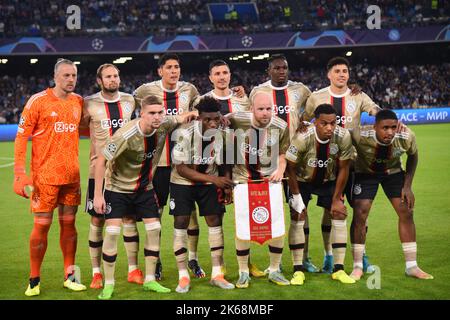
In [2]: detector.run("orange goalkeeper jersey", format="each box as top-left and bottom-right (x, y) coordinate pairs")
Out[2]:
(15, 88), (83, 185)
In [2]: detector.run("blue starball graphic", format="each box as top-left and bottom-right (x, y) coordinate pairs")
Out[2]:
(388, 29), (400, 41)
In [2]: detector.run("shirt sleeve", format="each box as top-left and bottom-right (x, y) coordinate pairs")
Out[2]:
(14, 97), (40, 169)
(285, 134), (302, 164)
(303, 94), (316, 122)
(338, 129), (354, 161)
(406, 129), (418, 155)
(102, 131), (128, 161)
(360, 92), (381, 116)
(279, 126), (290, 154)
(172, 131), (191, 164)
(189, 85), (200, 110)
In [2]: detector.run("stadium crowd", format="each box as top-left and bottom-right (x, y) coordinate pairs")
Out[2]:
(0, 0), (448, 37)
(0, 62), (448, 124)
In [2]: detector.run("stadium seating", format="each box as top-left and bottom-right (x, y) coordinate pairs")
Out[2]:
(0, 63), (448, 124)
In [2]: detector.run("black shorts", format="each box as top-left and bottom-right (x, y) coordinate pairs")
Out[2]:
(153, 166), (171, 207)
(169, 183), (223, 216)
(289, 181), (336, 211)
(351, 171), (405, 201)
(103, 188), (159, 220)
(85, 178), (105, 218)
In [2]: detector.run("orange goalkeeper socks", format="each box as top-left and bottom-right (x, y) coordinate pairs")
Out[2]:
(59, 214), (78, 278)
(29, 216), (52, 278)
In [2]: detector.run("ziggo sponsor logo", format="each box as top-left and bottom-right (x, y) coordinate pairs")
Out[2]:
(307, 158), (333, 168)
(101, 118), (129, 129)
(54, 122), (78, 133)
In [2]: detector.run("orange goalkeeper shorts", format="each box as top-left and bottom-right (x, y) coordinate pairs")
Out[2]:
(31, 181), (81, 213)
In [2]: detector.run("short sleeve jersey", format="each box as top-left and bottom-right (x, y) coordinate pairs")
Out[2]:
(249, 80), (311, 139)
(102, 117), (179, 193)
(170, 121), (225, 185)
(133, 80), (199, 166)
(350, 126), (418, 175)
(82, 91), (135, 178)
(286, 125), (353, 183)
(200, 90), (250, 115)
(227, 112), (289, 183)
(304, 86), (380, 130)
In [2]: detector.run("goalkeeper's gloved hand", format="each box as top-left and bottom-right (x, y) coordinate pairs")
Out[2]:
(289, 193), (305, 213)
(13, 167), (33, 199)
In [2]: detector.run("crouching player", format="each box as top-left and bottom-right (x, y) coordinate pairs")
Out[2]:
(349, 109), (433, 280)
(170, 96), (235, 293)
(286, 104), (355, 285)
(93, 95), (196, 299)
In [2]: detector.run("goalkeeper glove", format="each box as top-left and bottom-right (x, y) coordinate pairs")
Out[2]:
(13, 166), (33, 199)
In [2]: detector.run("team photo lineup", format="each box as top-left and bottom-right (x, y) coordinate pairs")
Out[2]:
(1, 1), (449, 302)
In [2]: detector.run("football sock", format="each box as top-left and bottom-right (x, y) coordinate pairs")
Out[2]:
(58, 214), (77, 278)
(30, 215), (52, 278)
(268, 237), (284, 273)
(235, 238), (250, 274)
(88, 223), (103, 275)
(102, 225), (121, 285)
(123, 222), (139, 271)
(144, 221), (161, 280)
(331, 219), (347, 272)
(289, 220), (305, 270)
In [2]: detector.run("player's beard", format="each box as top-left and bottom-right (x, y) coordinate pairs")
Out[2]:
(103, 86), (119, 94)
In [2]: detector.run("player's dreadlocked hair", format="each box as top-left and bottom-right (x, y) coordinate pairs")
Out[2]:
(375, 109), (398, 123)
(196, 96), (221, 114)
(314, 104), (336, 118)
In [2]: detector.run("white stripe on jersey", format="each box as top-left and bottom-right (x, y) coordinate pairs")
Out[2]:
(272, 117), (287, 130)
(25, 91), (47, 109)
(122, 126), (138, 140)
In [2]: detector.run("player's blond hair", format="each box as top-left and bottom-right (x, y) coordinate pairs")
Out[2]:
(54, 58), (76, 74)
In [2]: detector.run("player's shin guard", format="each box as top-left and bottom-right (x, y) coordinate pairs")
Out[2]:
(102, 226), (121, 285)
(30, 215), (52, 278)
(208, 226), (224, 278)
(174, 228), (189, 278)
(59, 214), (77, 278)
(331, 219), (347, 271)
(268, 237), (284, 273)
(88, 223), (103, 274)
(289, 220), (305, 271)
(187, 210), (199, 261)
(123, 222), (139, 271)
(235, 239), (250, 274)
(144, 222), (161, 282)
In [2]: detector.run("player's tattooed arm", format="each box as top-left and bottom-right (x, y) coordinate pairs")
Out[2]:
(176, 110), (198, 124)
(402, 151), (418, 210)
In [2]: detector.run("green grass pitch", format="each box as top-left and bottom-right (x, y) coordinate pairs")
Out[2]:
(0, 124), (449, 300)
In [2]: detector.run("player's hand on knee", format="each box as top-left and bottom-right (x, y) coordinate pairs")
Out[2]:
(93, 196), (106, 214)
(331, 199), (347, 218)
(13, 172), (33, 199)
(401, 187), (415, 210)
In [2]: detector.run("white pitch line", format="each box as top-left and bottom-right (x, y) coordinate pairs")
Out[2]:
(0, 162), (14, 168)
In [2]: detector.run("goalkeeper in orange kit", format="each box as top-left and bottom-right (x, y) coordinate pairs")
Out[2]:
(13, 58), (87, 296)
